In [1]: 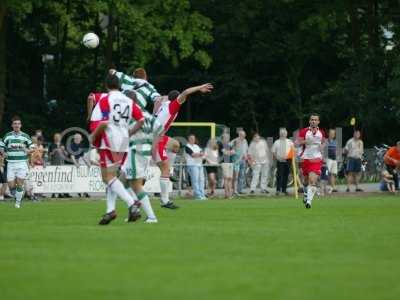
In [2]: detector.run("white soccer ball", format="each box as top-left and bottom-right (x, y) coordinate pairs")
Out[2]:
(82, 32), (99, 49)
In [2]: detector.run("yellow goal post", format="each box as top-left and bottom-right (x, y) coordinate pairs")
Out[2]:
(171, 122), (217, 139)
(169, 122), (229, 148)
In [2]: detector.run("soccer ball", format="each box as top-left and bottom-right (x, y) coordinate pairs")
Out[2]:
(82, 32), (99, 49)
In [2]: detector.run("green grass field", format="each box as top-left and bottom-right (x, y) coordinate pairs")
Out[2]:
(1, 195), (400, 300)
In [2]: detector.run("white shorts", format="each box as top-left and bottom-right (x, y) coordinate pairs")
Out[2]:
(221, 163), (233, 178)
(326, 159), (338, 175)
(7, 162), (29, 182)
(122, 150), (151, 180)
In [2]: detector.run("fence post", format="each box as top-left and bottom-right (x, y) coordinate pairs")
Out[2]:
(178, 163), (183, 197)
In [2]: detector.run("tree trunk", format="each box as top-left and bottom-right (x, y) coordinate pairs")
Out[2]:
(367, 0), (378, 50)
(92, 13), (100, 90)
(105, 1), (115, 68)
(287, 63), (303, 129)
(249, 101), (259, 133)
(349, 0), (360, 53)
(0, 2), (7, 125)
(58, 0), (71, 77)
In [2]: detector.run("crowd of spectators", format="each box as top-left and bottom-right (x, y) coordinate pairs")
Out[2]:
(3, 124), (400, 201)
(180, 126), (400, 200)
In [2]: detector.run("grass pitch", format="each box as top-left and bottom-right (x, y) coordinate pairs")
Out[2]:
(1, 195), (399, 300)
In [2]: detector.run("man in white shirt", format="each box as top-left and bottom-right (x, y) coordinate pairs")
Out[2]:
(272, 128), (294, 195)
(344, 130), (364, 192)
(184, 134), (206, 200)
(248, 133), (271, 194)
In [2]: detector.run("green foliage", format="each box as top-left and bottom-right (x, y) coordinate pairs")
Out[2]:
(115, 0), (213, 69)
(2, 0), (400, 144)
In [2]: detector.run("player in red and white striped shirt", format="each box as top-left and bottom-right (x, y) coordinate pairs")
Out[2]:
(296, 113), (325, 209)
(90, 73), (145, 225)
(153, 83), (213, 209)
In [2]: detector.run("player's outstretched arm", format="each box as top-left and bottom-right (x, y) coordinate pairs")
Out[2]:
(177, 83), (213, 104)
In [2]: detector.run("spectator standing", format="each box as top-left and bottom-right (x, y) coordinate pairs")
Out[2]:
(48, 133), (70, 198)
(326, 129), (338, 192)
(35, 129), (45, 143)
(344, 130), (364, 192)
(185, 134), (206, 200)
(27, 136), (47, 201)
(383, 141), (400, 190)
(218, 133), (235, 199)
(248, 133), (271, 194)
(30, 136), (46, 167)
(48, 133), (68, 166)
(204, 139), (219, 197)
(232, 130), (248, 195)
(271, 128), (294, 195)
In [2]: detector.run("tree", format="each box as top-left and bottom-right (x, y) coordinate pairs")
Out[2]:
(1, 0), (213, 131)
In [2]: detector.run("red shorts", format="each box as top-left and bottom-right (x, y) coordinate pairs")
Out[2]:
(155, 135), (169, 162)
(99, 149), (127, 168)
(301, 159), (322, 176)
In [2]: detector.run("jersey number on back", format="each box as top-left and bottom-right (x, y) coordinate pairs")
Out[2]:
(113, 104), (129, 123)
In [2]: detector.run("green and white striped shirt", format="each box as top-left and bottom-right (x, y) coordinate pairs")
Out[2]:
(115, 71), (161, 110)
(129, 111), (156, 157)
(3, 131), (33, 162)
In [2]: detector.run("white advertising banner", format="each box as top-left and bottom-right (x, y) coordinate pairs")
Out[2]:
(29, 165), (171, 194)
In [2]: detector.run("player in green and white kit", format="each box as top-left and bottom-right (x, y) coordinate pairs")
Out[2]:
(2, 116), (34, 208)
(121, 91), (160, 223)
(109, 68), (161, 111)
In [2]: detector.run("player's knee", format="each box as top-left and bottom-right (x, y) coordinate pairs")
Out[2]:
(131, 179), (143, 192)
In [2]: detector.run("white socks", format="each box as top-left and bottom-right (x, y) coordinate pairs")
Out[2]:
(137, 191), (156, 220)
(126, 187), (138, 202)
(160, 177), (170, 204)
(15, 187), (24, 205)
(106, 187), (117, 213)
(108, 178), (135, 207)
(167, 152), (176, 175)
(307, 185), (317, 204)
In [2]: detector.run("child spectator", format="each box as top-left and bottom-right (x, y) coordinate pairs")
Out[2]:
(380, 170), (396, 193)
